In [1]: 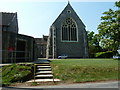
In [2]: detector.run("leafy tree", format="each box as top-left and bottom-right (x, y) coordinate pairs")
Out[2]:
(87, 31), (102, 57)
(97, 1), (120, 51)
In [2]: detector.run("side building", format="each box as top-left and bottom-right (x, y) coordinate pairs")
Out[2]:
(35, 35), (48, 58)
(46, 3), (89, 58)
(1, 12), (37, 63)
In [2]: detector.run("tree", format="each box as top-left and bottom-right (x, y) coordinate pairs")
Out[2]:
(97, 1), (120, 51)
(87, 31), (102, 57)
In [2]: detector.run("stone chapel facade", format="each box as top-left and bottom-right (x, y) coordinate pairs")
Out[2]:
(46, 2), (88, 58)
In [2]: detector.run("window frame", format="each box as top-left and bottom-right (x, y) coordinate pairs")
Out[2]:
(61, 17), (78, 42)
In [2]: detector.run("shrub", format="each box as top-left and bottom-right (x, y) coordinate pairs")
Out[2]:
(95, 51), (117, 58)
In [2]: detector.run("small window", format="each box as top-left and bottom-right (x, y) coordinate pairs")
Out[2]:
(67, 10), (71, 14)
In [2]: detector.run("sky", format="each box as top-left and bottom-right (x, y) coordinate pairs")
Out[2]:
(0, 0), (118, 38)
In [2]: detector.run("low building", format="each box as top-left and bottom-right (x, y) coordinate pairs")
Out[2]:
(1, 12), (37, 63)
(2, 31), (37, 63)
(35, 35), (48, 58)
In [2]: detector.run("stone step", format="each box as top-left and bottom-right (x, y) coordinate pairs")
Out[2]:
(37, 68), (51, 71)
(35, 64), (50, 66)
(35, 77), (53, 79)
(35, 74), (53, 78)
(36, 71), (52, 74)
(36, 73), (52, 75)
(27, 79), (61, 82)
(37, 66), (51, 68)
(36, 62), (50, 64)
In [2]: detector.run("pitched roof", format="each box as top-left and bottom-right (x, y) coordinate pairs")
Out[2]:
(52, 2), (85, 27)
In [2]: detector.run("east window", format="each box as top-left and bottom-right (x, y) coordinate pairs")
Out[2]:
(62, 18), (78, 42)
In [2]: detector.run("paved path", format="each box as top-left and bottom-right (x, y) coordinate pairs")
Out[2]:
(2, 81), (119, 90)
(0, 59), (49, 67)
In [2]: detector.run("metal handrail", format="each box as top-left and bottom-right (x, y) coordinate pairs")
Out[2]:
(34, 64), (36, 82)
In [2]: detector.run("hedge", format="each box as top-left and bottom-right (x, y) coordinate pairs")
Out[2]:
(95, 51), (117, 58)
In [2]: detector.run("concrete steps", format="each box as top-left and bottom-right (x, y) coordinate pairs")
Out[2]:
(35, 63), (50, 66)
(37, 68), (51, 71)
(35, 63), (53, 79)
(28, 60), (60, 82)
(37, 65), (51, 68)
(27, 60), (60, 82)
(27, 79), (60, 82)
(36, 71), (52, 74)
(35, 74), (53, 77)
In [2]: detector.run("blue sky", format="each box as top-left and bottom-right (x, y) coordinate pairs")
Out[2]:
(0, 0), (118, 38)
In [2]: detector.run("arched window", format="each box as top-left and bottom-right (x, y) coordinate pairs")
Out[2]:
(62, 18), (77, 41)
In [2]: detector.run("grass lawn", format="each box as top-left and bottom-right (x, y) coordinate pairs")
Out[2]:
(50, 59), (119, 83)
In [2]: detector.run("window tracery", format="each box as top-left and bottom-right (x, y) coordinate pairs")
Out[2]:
(62, 18), (77, 41)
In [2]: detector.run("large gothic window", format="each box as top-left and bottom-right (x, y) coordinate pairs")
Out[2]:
(62, 18), (77, 41)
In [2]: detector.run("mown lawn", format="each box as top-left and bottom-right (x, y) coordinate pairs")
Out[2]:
(50, 59), (119, 83)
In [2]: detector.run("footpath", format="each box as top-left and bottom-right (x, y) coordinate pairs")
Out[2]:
(2, 81), (119, 89)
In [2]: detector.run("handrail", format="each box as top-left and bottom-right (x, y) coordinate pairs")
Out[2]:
(34, 64), (36, 82)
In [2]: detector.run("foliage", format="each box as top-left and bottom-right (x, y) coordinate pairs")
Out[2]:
(115, 0), (120, 7)
(51, 59), (118, 83)
(87, 31), (102, 57)
(87, 1), (120, 57)
(1, 64), (33, 86)
(97, 1), (120, 51)
(95, 51), (117, 58)
(87, 31), (100, 47)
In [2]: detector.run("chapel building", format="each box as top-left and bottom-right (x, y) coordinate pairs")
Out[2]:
(46, 2), (89, 58)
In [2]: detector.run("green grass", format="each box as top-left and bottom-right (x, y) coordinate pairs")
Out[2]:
(50, 59), (119, 83)
(1, 63), (34, 86)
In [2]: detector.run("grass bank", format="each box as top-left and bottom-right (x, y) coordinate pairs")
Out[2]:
(1, 63), (34, 86)
(50, 59), (119, 83)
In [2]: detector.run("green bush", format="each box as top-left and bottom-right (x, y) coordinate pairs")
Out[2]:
(95, 51), (117, 58)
